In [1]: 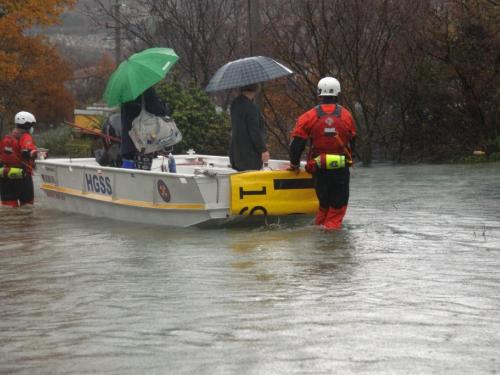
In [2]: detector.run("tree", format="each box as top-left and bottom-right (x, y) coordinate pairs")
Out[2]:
(414, 0), (500, 158)
(0, 0), (76, 134)
(80, 0), (500, 162)
(156, 74), (231, 156)
(67, 53), (116, 107)
(83, 0), (248, 88)
(261, 77), (309, 159)
(262, 0), (422, 165)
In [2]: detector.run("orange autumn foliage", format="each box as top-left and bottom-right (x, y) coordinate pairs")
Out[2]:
(263, 78), (311, 158)
(0, 0), (76, 133)
(69, 54), (116, 108)
(96, 53), (116, 82)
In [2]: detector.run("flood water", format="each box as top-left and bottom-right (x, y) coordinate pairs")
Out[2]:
(1, 163), (499, 374)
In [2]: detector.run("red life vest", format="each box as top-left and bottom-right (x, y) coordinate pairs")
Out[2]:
(310, 105), (351, 155)
(1, 134), (25, 168)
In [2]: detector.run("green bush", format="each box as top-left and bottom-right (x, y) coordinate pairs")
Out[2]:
(35, 124), (73, 157)
(36, 118), (107, 158)
(452, 152), (500, 164)
(64, 138), (94, 158)
(156, 74), (231, 155)
(488, 152), (500, 162)
(452, 154), (487, 163)
(486, 136), (500, 153)
(451, 136), (500, 163)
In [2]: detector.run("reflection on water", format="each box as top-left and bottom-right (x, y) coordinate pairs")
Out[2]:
(0, 163), (499, 374)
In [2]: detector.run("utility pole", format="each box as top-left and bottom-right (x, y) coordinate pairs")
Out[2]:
(114, 1), (121, 68)
(248, 0), (263, 108)
(248, 0), (261, 56)
(111, 2), (126, 68)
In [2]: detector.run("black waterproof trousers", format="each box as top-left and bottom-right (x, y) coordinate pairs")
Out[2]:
(312, 167), (350, 209)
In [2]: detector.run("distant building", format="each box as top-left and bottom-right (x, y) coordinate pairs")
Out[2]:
(73, 105), (116, 136)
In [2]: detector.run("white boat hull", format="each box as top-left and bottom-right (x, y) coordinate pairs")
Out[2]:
(36, 154), (317, 228)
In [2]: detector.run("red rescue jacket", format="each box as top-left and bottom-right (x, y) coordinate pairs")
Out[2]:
(0, 132), (37, 175)
(291, 104), (356, 157)
(309, 105), (352, 154)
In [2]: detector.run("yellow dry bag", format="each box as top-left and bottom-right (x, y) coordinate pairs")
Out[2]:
(314, 154), (347, 169)
(0, 167), (26, 179)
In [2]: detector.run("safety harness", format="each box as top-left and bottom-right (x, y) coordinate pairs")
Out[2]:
(305, 105), (354, 173)
(0, 133), (33, 178)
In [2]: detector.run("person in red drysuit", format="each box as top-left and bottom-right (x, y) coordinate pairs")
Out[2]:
(289, 77), (357, 229)
(0, 111), (47, 207)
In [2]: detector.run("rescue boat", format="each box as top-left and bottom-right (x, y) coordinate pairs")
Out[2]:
(36, 153), (318, 228)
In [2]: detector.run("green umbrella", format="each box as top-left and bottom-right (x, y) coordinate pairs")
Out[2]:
(103, 47), (179, 107)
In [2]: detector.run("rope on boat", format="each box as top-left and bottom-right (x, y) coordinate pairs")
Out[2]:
(194, 169), (220, 204)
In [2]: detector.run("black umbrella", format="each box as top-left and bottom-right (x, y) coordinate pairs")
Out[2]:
(205, 56), (293, 93)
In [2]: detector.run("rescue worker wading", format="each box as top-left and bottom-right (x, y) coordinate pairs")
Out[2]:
(0, 111), (47, 207)
(289, 77), (357, 229)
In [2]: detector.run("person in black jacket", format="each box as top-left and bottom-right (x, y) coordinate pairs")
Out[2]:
(120, 86), (172, 170)
(229, 83), (269, 171)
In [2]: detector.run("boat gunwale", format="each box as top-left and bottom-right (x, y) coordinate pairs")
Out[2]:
(36, 155), (239, 178)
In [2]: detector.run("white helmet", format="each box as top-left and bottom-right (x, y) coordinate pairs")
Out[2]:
(15, 111), (36, 126)
(317, 77), (341, 96)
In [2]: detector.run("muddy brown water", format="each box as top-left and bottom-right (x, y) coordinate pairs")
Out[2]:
(1, 163), (499, 374)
